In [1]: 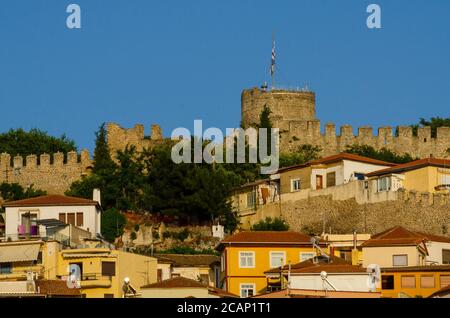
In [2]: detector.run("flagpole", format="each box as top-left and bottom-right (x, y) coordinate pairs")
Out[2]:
(271, 33), (275, 90)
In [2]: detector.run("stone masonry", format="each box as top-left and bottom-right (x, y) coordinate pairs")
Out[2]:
(241, 87), (450, 158)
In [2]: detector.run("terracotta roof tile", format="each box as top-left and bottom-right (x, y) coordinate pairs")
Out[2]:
(36, 280), (81, 297)
(366, 157), (450, 177)
(220, 231), (315, 244)
(141, 276), (206, 289)
(278, 153), (396, 173)
(362, 226), (450, 247)
(266, 255), (366, 274)
(153, 254), (220, 267)
(3, 195), (99, 207)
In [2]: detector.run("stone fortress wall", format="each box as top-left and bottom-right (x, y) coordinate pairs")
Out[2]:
(0, 151), (92, 195)
(241, 87), (450, 158)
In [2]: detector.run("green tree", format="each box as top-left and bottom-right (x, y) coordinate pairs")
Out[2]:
(0, 128), (76, 158)
(101, 208), (127, 242)
(416, 117), (450, 138)
(0, 183), (46, 202)
(279, 144), (322, 168)
(258, 105), (273, 157)
(251, 217), (290, 231)
(345, 144), (416, 164)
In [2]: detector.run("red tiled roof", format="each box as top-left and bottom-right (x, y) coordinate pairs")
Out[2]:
(429, 285), (450, 298)
(381, 265), (450, 272)
(265, 255), (366, 274)
(3, 195), (99, 207)
(36, 280), (82, 297)
(141, 277), (207, 289)
(309, 153), (396, 167)
(366, 157), (450, 177)
(208, 287), (239, 298)
(362, 226), (450, 247)
(278, 153), (396, 173)
(219, 231), (315, 245)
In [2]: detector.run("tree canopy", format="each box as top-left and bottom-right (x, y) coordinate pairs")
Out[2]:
(409, 117), (450, 138)
(279, 144), (322, 168)
(251, 217), (290, 231)
(345, 144), (416, 164)
(0, 128), (77, 158)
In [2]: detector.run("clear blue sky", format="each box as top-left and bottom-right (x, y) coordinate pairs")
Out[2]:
(0, 0), (449, 152)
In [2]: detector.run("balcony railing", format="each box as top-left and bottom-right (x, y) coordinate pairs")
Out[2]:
(0, 232), (71, 247)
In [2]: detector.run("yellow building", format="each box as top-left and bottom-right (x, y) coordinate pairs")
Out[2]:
(216, 231), (326, 297)
(0, 240), (61, 282)
(321, 232), (371, 265)
(57, 243), (158, 298)
(366, 157), (450, 194)
(379, 266), (450, 298)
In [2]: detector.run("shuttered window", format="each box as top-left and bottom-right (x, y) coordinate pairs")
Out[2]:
(67, 213), (76, 226)
(401, 276), (416, 289)
(443, 250), (450, 264)
(59, 213), (66, 223)
(102, 262), (116, 277)
(326, 172), (336, 187)
(440, 275), (450, 288)
(76, 213), (84, 227)
(420, 275), (435, 288)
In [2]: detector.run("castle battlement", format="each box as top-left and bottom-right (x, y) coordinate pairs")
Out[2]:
(241, 87), (450, 158)
(0, 150), (92, 195)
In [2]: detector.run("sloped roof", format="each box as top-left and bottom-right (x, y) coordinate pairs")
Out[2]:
(366, 157), (450, 177)
(429, 285), (450, 298)
(141, 277), (206, 289)
(36, 280), (81, 297)
(218, 231), (316, 250)
(362, 226), (450, 247)
(278, 153), (396, 173)
(265, 255), (366, 274)
(3, 195), (99, 208)
(153, 254), (220, 267)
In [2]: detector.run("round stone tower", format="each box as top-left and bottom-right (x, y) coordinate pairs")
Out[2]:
(241, 87), (316, 130)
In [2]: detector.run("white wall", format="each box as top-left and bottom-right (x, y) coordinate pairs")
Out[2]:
(5, 205), (100, 238)
(289, 273), (371, 292)
(426, 241), (450, 265)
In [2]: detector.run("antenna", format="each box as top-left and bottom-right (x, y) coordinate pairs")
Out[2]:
(310, 237), (330, 262)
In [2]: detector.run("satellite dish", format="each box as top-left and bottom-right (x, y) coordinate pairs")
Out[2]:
(320, 271), (328, 279)
(366, 264), (381, 292)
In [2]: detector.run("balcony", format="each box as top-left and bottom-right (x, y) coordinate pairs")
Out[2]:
(60, 273), (112, 289)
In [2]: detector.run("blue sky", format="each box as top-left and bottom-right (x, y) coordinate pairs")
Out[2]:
(0, 0), (449, 152)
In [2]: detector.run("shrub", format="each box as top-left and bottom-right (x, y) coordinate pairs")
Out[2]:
(251, 217), (290, 231)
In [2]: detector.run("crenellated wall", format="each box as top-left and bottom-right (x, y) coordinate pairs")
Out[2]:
(0, 150), (92, 195)
(241, 87), (450, 158)
(107, 122), (164, 159)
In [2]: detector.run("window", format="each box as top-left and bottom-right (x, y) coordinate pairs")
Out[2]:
(104, 294), (114, 298)
(157, 269), (163, 282)
(0, 263), (12, 274)
(240, 284), (255, 298)
(101, 262), (116, 277)
(67, 213), (76, 226)
(377, 177), (391, 192)
(59, 213), (66, 223)
(420, 275), (435, 288)
(440, 275), (450, 288)
(381, 275), (394, 290)
(440, 174), (450, 186)
(401, 276), (416, 289)
(246, 191), (256, 208)
(300, 252), (316, 262)
(443, 249), (450, 265)
(393, 255), (408, 267)
(76, 213), (84, 227)
(291, 179), (301, 192)
(239, 252), (255, 268)
(326, 172), (336, 187)
(33, 251), (43, 265)
(270, 252), (285, 268)
(354, 173), (365, 181)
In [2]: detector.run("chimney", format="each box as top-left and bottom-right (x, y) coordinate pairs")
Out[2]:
(93, 189), (101, 206)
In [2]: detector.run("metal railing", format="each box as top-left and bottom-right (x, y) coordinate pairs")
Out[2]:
(0, 232), (71, 247)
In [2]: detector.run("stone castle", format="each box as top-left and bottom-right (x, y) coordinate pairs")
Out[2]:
(0, 86), (449, 195)
(242, 87), (450, 158)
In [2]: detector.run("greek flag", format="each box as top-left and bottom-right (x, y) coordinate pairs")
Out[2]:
(270, 41), (276, 77)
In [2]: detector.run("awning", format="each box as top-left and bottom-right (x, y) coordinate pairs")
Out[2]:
(0, 243), (41, 263)
(0, 281), (36, 294)
(37, 219), (67, 228)
(62, 253), (113, 259)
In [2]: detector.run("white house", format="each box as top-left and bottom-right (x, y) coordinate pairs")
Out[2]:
(266, 255), (372, 293)
(308, 153), (396, 190)
(4, 191), (102, 239)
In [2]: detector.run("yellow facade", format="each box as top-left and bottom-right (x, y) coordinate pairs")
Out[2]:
(403, 166), (450, 193)
(379, 268), (450, 298)
(57, 248), (158, 298)
(222, 245), (321, 297)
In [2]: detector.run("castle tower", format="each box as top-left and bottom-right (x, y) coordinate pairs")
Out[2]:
(241, 87), (316, 131)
